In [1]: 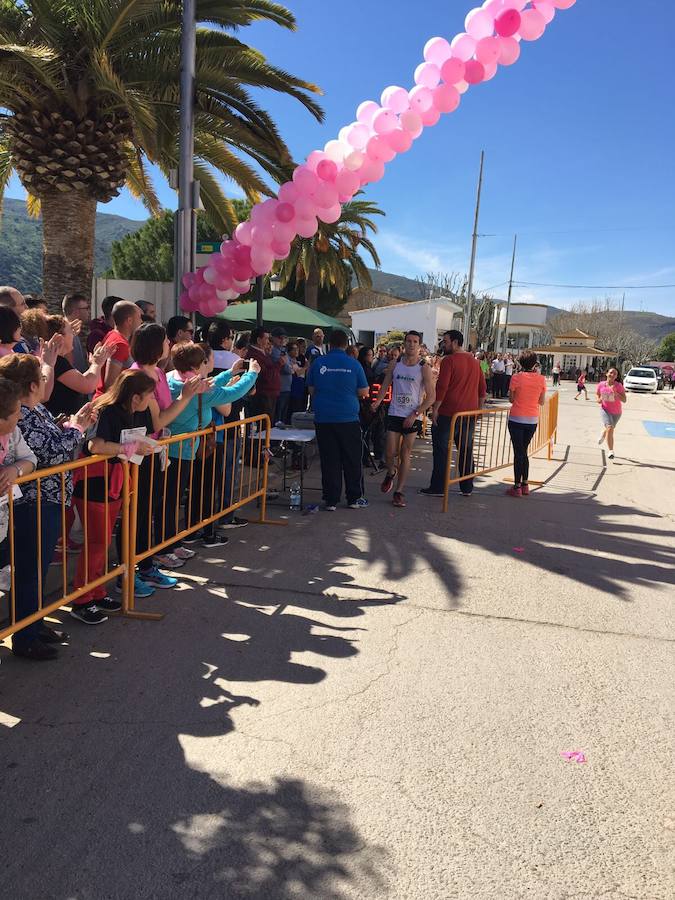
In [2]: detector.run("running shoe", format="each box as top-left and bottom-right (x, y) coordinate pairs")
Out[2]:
(218, 517), (248, 530)
(320, 503), (337, 512)
(70, 602), (107, 625)
(96, 596), (122, 613)
(521, 484), (530, 496)
(418, 487), (444, 497)
(380, 469), (397, 494)
(392, 492), (406, 508)
(173, 546), (196, 560)
(155, 552), (185, 569)
(182, 532), (204, 545)
(201, 533), (229, 549)
(505, 486), (522, 498)
(141, 565), (178, 589)
(348, 498), (369, 509)
(608, 452), (615, 460)
(115, 574), (156, 598)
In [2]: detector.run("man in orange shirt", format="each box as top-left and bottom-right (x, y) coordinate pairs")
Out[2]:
(420, 330), (486, 498)
(94, 301), (142, 396)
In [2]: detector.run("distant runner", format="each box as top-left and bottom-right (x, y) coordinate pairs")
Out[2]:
(371, 331), (435, 508)
(574, 371), (588, 400)
(596, 367), (626, 461)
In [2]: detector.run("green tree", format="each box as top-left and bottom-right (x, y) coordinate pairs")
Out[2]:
(108, 200), (252, 281)
(656, 332), (675, 361)
(275, 198), (383, 311)
(0, 1), (322, 306)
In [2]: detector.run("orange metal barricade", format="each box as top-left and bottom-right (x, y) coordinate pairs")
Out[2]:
(126, 414), (273, 611)
(0, 455), (133, 643)
(441, 393), (559, 512)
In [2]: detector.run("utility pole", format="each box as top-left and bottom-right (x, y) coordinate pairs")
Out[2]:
(463, 150), (485, 348)
(176, 0), (196, 315)
(502, 234), (518, 352)
(255, 275), (264, 328)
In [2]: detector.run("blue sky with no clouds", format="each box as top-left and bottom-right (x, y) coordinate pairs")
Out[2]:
(7, 1), (674, 314)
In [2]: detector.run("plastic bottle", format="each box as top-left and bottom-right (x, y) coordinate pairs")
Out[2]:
(289, 483), (301, 511)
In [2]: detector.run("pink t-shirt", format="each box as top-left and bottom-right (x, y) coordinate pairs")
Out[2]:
(131, 363), (172, 410)
(596, 380), (623, 415)
(509, 372), (547, 422)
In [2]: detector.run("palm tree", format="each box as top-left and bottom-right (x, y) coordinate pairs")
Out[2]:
(0, 0), (322, 305)
(276, 198), (384, 310)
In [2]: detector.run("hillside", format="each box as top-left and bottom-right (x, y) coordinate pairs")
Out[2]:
(0, 198), (144, 292)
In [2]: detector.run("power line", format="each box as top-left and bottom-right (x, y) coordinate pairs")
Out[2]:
(479, 225), (675, 237)
(514, 280), (675, 290)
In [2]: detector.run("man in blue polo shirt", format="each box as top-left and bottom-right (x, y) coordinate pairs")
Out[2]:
(306, 329), (370, 510)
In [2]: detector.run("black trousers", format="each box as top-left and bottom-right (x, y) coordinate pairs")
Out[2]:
(508, 421), (537, 485)
(315, 421), (363, 506)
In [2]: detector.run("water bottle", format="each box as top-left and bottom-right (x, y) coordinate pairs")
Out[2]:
(289, 483), (301, 511)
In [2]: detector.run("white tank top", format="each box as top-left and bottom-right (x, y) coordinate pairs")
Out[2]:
(389, 360), (425, 418)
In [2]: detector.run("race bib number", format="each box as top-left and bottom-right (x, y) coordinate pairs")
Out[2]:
(396, 394), (413, 406)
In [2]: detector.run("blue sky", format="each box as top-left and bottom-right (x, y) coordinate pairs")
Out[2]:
(7, 0), (674, 314)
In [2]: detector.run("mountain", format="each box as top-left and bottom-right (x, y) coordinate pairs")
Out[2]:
(0, 198), (144, 292)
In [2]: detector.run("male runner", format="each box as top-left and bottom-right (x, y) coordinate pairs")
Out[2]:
(371, 330), (435, 508)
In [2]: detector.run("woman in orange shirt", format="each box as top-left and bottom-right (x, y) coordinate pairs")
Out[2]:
(506, 351), (547, 497)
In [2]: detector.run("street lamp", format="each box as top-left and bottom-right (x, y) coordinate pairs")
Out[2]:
(270, 274), (282, 295)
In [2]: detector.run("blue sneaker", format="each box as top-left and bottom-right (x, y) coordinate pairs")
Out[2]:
(140, 565), (178, 589)
(115, 574), (155, 598)
(348, 498), (369, 509)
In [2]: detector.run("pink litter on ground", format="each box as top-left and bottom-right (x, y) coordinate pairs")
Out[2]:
(513, 547), (525, 553)
(561, 751), (587, 764)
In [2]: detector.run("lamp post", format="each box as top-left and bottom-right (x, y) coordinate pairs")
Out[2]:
(255, 276), (264, 328)
(269, 274), (282, 296)
(175, 0), (197, 315)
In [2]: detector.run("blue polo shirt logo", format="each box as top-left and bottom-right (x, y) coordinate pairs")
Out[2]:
(307, 350), (368, 424)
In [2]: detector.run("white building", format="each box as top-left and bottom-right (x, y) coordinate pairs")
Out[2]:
(350, 296), (463, 348)
(494, 302), (549, 351)
(531, 329), (617, 376)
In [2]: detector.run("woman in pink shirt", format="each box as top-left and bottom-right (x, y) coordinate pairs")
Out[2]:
(506, 351), (547, 497)
(596, 367), (626, 460)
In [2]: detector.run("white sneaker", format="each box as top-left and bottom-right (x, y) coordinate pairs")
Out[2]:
(608, 452), (615, 460)
(173, 546), (196, 560)
(154, 553), (184, 569)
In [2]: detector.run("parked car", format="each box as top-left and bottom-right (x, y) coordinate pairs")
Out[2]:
(644, 366), (665, 390)
(624, 367), (659, 393)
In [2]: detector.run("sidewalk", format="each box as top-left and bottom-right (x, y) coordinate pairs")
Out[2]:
(0, 387), (673, 899)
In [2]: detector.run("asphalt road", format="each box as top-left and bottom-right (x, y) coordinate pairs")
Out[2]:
(1, 382), (673, 899)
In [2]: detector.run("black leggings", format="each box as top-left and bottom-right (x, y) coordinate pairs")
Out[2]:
(508, 421), (537, 486)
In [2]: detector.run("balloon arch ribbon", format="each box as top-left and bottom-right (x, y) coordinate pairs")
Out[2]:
(181, 0), (577, 316)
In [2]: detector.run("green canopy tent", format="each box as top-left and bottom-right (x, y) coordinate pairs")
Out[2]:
(216, 296), (351, 339)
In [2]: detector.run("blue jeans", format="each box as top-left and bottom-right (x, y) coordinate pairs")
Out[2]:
(429, 416), (476, 495)
(11, 502), (63, 648)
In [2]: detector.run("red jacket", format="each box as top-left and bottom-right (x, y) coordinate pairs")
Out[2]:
(435, 352), (486, 418)
(247, 345), (283, 399)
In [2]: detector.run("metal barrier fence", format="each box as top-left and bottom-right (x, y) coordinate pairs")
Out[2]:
(0, 454), (133, 642)
(126, 414), (272, 611)
(442, 393), (559, 512)
(0, 414), (273, 642)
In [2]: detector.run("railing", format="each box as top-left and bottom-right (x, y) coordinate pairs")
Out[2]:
(0, 414), (274, 642)
(0, 454), (132, 642)
(441, 393), (559, 512)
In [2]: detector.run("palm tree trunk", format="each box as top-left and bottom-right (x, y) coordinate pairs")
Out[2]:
(304, 258), (319, 310)
(41, 191), (97, 311)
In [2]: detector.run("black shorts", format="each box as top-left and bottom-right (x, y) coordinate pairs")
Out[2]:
(386, 415), (422, 436)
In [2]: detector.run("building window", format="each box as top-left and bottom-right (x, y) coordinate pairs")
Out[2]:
(506, 332), (531, 350)
(562, 354), (578, 373)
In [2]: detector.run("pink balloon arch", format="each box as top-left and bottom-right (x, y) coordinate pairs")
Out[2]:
(181, 0), (577, 317)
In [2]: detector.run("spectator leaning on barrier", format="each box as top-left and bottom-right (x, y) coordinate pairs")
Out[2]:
(0, 353), (96, 659)
(95, 301), (142, 395)
(246, 326), (284, 422)
(306, 328), (370, 511)
(87, 295), (118, 354)
(421, 329), (486, 499)
(62, 293), (91, 374)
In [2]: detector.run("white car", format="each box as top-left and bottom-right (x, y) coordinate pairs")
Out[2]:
(624, 367), (659, 393)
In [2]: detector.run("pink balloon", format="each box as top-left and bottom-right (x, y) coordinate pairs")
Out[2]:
(450, 33), (477, 62)
(424, 37), (453, 66)
(498, 35), (521, 65)
(181, 273), (193, 288)
(381, 86), (410, 114)
(318, 204), (342, 225)
(179, 290), (192, 311)
(482, 0), (506, 13)
(315, 181), (339, 208)
(465, 8), (495, 40)
(552, 0), (575, 7)
(295, 216), (318, 239)
(293, 165), (320, 195)
(193, 268), (205, 285)
(233, 242), (251, 264)
(270, 240), (291, 260)
(475, 36), (501, 65)
(409, 85), (434, 113)
(495, 8), (521, 37)
(533, 1), (556, 24)
(519, 9), (546, 40)
(358, 158), (385, 185)
(324, 140), (348, 163)
(231, 278), (251, 294)
(414, 62), (441, 89)
(202, 266), (219, 285)
(295, 196), (318, 219)
(188, 284), (201, 302)
(366, 135), (389, 162)
(456, 80), (470, 95)
(235, 221), (253, 246)
(373, 108), (398, 134)
(276, 202), (295, 223)
(336, 169), (361, 197)
(440, 57), (466, 85)
(400, 109), (423, 137)
(251, 224), (273, 246)
(420, 106), (441, 127)
(305, 150), (326, 172)
(464, 59), (486, 84)
(271, 220), (296, 244)
(344, 150), (366, 172)
(217, 289), (238, 302)
(386, 129), (414, 154)
(356, 101), (379, 125)
(345, 122), (370, 150)
(432, 84), (461, 114)
(278, 181), (299, 204)
(482, 60), (498, 81)
(250, 249), (274, 274)
(316, 159), (338, 182)
(232, 264), (251, 284)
